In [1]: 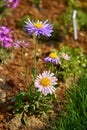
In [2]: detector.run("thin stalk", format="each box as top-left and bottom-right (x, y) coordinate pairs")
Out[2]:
(33, 34), (38, 80)
(51, 63), (54, 73)
(73, 72), (76, 85)
(22, 48), (25, 67)
(21, 47), (27, 87)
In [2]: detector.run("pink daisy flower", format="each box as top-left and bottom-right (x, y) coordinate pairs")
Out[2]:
(62, 53), (70, 61)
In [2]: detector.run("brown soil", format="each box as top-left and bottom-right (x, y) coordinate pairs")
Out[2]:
(0, 0), (87, 130)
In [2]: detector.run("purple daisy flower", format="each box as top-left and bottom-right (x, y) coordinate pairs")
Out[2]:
(44, 52), (60, 65)
(62, 53), (70, 61)
(24, 19), (53, 37)
(35, 71), (57, 96)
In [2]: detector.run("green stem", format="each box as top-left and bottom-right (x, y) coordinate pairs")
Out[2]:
(22, 48), (25, 67)
(21, 48), (27, 87)
(33, 35), (38, 80)
(51, 63), (54, 73)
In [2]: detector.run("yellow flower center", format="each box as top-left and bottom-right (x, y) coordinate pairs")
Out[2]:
(34, 23), (43, 28)
(40, 77), (50, 87)
(49, 52), (58, 59)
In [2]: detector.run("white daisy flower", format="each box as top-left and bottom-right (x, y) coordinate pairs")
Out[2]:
(35, 71), (57, 96)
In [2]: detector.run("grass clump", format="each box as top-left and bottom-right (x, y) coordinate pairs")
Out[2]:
(50, 73), (87, 130)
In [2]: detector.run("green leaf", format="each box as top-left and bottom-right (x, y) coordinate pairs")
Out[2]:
(24, 104), (29, 111)
(31, 67), (35, 80)
(23, 113), (28, 125)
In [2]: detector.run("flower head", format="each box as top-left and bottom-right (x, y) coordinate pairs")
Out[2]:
(35, 71), (57, 96)
(62, 53), (70, 61)
(44, 52), (60, 64)
(4, 0), (19, 8)
(24, 19), (53, 37)
(13, 40), (29, 49)
(0, 26), (13, 48)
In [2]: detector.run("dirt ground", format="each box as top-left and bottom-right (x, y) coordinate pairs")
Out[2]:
(0, 0), (87, 130)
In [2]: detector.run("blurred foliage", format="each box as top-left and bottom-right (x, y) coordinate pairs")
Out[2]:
(56, 5), (87, 38)
(58, 46), (87, 80)
(57, 7), (73, 36)
(0, 0), (12, 21)
(77, 9), (87, 30)
(67, 0), (87, 9)
(0, 47), (12, 64)
(67, 0), (87, 30)
(32, 0), (40, 6)
(45, 45), (87, 82)
(16, 15), (30, 29)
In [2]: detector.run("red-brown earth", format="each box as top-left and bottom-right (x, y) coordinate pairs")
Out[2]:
(0, 0), (87, 130)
